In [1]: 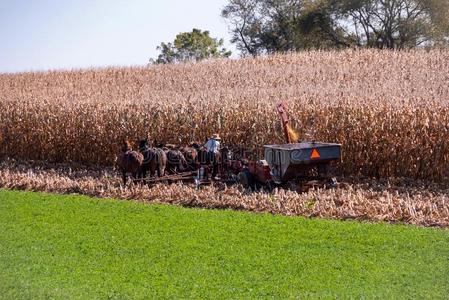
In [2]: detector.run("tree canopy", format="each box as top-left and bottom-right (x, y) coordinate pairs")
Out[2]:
(334, 0), (449, 49)
(150, 29), (232, 64)
(222, 0), (449, 55)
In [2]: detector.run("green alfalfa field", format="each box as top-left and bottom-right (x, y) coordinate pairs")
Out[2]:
(0, 189), (448, 299)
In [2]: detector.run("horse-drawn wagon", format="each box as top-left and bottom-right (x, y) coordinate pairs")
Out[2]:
(121, 102), (341, 192)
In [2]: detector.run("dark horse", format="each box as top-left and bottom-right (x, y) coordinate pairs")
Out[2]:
(118, 140), (143, 185)
(165, 149), (189, 174)
(153, 141), (195, 174)
(138, 139), (167, 178)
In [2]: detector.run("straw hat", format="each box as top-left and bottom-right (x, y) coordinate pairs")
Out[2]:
(211, 133), (221, 140)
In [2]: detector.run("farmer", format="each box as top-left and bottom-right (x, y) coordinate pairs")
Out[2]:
(204, 133), (221, 154)
(204, 133), (221, 179)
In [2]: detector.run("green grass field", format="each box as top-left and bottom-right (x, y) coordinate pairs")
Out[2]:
(0, 189), (448, 299)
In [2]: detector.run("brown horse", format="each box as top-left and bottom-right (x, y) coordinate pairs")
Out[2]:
(165, 149), (189, 174)
(138, 139), (167, 178)
(118, 140), (144, 185)
(180, 146), (198, 170)
(152, 141), (191, 174)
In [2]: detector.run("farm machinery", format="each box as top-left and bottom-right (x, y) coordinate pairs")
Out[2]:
(144, 102), (342, 192)
(219, 103), (341, 191)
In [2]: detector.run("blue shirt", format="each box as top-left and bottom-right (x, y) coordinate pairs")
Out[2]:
(204, 139), (220, 153)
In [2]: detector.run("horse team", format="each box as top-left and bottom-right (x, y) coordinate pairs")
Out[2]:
(118, 139), (220, 185)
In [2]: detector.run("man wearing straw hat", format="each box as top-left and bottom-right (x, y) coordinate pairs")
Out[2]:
(204, 133), (221, 179)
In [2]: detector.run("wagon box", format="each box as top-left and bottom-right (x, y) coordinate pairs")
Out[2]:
(264, 142), (341, 183)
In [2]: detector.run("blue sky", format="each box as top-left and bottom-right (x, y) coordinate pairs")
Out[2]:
(0, 0), (235, 73)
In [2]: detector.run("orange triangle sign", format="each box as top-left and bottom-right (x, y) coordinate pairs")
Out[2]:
(310, 148), (321, 159)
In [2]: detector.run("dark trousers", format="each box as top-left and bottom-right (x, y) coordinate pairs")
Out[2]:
(207, 151), (218, 177)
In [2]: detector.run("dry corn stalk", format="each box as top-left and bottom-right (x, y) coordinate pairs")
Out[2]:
(0, 49), (448, 181)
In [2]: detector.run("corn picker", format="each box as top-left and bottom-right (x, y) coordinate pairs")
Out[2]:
(218, 102), (341, 191)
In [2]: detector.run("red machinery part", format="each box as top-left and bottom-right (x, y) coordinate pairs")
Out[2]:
(248, 161), (271, 184)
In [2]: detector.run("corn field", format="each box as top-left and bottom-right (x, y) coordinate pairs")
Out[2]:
(1, 49), (449, 181)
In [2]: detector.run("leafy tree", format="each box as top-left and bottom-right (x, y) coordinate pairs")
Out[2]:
(221, 0), (349, 56)
(150, 29), (232, 64)
(222, 0), (449, 55)
(333, 0), (449, 49)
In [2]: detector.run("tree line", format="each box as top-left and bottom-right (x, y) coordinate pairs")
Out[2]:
(151, 0), (449, 63)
